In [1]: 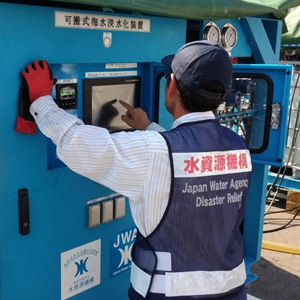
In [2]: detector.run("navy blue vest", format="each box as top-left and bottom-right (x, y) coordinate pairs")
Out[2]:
(129, 120), (252, 300)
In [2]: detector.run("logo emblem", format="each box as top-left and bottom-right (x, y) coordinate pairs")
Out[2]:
(74, 258), (89, 277)
(118, 244), (133, 268)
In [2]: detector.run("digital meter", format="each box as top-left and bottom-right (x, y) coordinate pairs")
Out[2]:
(56, 83), (78, 109)
(60, 86), (76, 100)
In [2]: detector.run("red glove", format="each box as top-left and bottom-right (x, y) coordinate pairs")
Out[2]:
(21, 60), (54, 102)
(15, 81), (36, 134)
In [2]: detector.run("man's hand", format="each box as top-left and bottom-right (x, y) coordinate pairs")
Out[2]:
(21, 60), (54, 102)
(120, 100), (151, 130)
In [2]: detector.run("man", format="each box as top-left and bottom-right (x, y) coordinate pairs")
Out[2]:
(22, 41), (252, 300)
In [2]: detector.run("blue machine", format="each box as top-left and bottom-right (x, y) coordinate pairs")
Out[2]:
(0, 3), (185, 300)
(0, 2), (292, 300)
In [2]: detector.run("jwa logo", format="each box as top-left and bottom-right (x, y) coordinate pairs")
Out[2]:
(113, 228), (137, 268)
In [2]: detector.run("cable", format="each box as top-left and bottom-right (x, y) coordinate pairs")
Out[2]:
(265, 70), (300, 215)
(264, 217), (300, 221)
(264, 194), (300, 232)
(263, 209), (300, 233)
(264, 222), (300, 228)
(265, 202), (300, 215)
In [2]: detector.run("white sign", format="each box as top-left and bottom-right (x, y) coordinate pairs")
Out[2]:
(173, 149), (252, 178)
(85, 71), (138, 78)
(61, 240), (101, 300)
(55, 11), (151, 33)
(106, 63), (138, 69)
(56, 79), (77, 84)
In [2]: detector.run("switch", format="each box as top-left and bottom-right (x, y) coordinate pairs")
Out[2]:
(114, 197), (126, 219)
(88, 204), (101, 228)
(101, 200), (114, 223)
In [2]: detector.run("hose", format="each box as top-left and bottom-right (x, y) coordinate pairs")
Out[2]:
(262, 240), (300, 255)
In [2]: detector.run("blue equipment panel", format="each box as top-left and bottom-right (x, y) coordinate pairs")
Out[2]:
(224, 64), (292, 166)
(0, 2), (186, 300)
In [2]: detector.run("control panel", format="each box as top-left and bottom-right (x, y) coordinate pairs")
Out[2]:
(87, 195), (126, 228)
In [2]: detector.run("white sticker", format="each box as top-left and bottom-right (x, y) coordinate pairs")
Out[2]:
(56, 79), (77, 84)
(106, 63), (138, 69)
(55, 11), (151, 33)
(61, 240), (101, 300)
(173, 150), (252, 178)
(85, 71), (138, 78)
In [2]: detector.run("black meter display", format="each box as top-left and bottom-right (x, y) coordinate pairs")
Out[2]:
(56, 83), (78, 109)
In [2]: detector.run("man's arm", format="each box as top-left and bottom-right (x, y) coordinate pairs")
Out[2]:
(146, 122), (166, 132)
(120, 100), (166, 132)
(30, 96), (150, 201)
(22, 60), (150, 201)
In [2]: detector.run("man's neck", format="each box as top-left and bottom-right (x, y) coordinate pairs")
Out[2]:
(173, 110), (190, 121)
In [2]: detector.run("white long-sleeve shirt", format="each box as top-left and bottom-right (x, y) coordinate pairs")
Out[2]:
(30, 96), (215, 237)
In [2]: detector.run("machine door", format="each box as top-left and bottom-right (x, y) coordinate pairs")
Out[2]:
(155, 64), (293, 166)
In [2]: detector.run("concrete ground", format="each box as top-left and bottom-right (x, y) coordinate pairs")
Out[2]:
(246, 198), (300, 300)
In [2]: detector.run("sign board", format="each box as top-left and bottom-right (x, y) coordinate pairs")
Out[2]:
(110, 227), (137, 277)
(61, 240), (101, 300)
(55, 11), (150, 33)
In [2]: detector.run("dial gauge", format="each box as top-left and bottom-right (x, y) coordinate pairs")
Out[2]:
(221, 23), (238, 51)
(203, 22), (221, 43)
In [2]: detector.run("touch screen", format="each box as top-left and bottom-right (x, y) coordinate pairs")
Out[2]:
(84, 77), (140, 132)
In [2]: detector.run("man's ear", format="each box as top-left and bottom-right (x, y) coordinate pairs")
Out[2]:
(169, 74), (178, 96)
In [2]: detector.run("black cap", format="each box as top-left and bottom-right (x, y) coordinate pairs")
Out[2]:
(162, 40), (233, 100)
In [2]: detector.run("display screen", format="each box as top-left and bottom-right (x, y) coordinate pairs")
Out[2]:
(60, 86), (76, 100)
(84, 77), (140, 133)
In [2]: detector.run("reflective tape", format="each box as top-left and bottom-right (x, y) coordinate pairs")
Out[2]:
(165, 260), (246, 296)
(130, 252), (171, 296)
(134, 260), (246, 297)
(155, 251), (172, 271)
(130, 261), (151, 297)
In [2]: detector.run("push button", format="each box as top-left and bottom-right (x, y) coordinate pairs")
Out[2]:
(101, 200), (114, 223)
(88, 204), (101, 228)
(114, 197), (126, 219)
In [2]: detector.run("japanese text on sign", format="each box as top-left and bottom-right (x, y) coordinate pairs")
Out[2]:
(55, 11), (151, 33)
(61, 240), (101, 300)
(173, 150), (252, 178)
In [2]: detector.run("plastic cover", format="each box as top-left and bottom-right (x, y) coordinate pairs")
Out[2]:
(48, 0), (300, 20)
(281, 6), (300, 43)
(48, 0), (300, 43)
